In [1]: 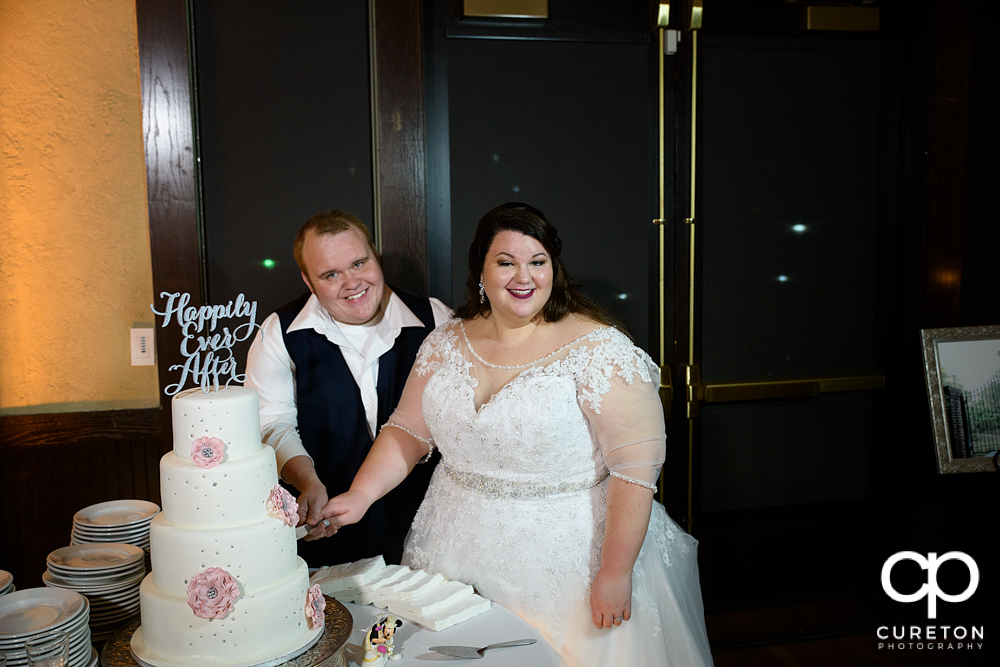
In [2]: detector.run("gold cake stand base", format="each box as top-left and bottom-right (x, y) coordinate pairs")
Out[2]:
(100, 597), (352, 667)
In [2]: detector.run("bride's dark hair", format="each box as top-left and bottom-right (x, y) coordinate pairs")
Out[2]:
(455, 202), (627, 332)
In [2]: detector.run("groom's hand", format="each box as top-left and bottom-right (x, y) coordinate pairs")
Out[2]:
(279, 455), (333, 540)
(298, 485), (334, 540)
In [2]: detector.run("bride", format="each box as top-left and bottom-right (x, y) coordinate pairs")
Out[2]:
(326, 203), (714, 666)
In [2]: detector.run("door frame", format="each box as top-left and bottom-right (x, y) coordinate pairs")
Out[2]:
(135, 0), (430, 411)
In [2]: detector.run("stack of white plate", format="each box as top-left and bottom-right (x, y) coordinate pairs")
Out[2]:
(0, 588), (97, 667)
(44, 543), (146, 644)
(70, 499), (159, 559)
(0, 569), (13, 596)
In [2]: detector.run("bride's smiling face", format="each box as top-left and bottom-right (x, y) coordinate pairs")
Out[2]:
(482, 230), (553, 323)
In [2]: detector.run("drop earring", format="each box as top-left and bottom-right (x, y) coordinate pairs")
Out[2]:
(478, 279), (485, 304)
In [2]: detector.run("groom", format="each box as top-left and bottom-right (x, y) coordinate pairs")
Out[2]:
(245, 210), (450, 566)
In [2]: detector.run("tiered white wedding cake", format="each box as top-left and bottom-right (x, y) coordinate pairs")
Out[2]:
(132, 386), (324, 667)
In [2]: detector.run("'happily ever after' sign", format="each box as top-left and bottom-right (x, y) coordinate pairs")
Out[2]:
(151, 292), (259, 394)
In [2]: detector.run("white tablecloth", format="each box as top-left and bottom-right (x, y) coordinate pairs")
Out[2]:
(343, 602), (562, 666)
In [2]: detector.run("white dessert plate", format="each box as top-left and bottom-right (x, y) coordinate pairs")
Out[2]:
(42, 570), (145, 595)
(87, 587), (141, 603)
(74, 516), (154, 528)
(71, 529), (150, 543)
(86, 646), (99, 667)
(48, 544), (144, 571)
(70, 529), (149, 542)
(69, 533), (149, 549)
(74, 516), (153, 529)
(73, 520), (152, 533)
(90, 595), (140, 611)
(50, 572), (144, 590)
(91, 616), (138, 632)
(70, 536), (150, 549)
(85, 586), (142, 603)
(89, 612), (139, 628)
(0, 608), (90, 650)
(89, 599), (140, 616)
(0, 589), (87, 638)
(89, 610), (139, 626)
(73, 500), (160, 527)
(89, 607), (139, 625)
(69, 645), (92, 667)
(46, 562), (145, 582)
(85, 589), (142, 605)
(44, 562), (145, 584)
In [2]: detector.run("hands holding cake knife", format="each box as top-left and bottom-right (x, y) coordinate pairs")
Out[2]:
(279, 455), (339, 541)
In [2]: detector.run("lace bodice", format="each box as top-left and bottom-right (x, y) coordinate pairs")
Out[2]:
(387, 320), (666, 487)
(396, 321), (711, 666)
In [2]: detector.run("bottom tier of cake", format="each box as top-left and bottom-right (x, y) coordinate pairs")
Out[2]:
(133, 559), (322, 667)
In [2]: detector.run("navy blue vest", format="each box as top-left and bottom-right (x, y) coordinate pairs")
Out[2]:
(277, 288), (439, 566)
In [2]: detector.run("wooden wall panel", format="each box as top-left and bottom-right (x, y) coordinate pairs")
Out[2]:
(136, 0), (205, 411)
(920, 0), (974, 327)
(373, 0), (429, 295)
(0, 409), (162, 589)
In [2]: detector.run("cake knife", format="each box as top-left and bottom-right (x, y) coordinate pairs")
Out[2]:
(296, 518), (340, 539)
(428, 639), (536, 659)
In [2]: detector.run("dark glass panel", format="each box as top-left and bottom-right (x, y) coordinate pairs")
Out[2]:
(700, 392), (873, 512)
(194, 0), (373, 318)
(700, 39), (880, 382)
(447, 38), (651, 350)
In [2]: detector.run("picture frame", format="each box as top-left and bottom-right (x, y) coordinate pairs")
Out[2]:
(921, 325), (1000, 474)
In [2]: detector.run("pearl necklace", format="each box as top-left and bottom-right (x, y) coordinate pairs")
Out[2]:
(460, 320), (607, 370)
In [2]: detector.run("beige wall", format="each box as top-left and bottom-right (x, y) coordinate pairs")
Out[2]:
(0, 0), (159, 414)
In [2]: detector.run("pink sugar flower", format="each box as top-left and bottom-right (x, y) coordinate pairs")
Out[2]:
(187, 567), (240, 619)
(191, 436), (225, 469)
(266, 485), (299, 527)
(305, 584), (325, 630)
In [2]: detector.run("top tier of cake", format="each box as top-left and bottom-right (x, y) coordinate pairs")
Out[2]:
(171, 386), (262, 459)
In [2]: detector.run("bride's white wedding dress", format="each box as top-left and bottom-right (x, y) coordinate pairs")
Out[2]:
(387, 321), (713, 667)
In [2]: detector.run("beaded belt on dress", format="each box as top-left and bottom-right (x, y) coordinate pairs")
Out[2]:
(441, 462), (609, 499)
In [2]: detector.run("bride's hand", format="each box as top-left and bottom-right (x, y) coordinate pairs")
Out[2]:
(590, 567), (632, 629)
(321, 490), (375, 533)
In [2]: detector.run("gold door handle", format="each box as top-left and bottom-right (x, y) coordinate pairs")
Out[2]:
(684, 364), (885, 417)
(659, 365), (673, 419)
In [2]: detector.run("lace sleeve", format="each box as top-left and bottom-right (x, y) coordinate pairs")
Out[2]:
(413, 319), (459, 376)
(578, 331), (665, 487)
(383, 322), (457, 459)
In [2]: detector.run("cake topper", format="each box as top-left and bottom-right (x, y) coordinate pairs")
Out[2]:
(363, 613), (403, 665)
(151, 292), (259, 394)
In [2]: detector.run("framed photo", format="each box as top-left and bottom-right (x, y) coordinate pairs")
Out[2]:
(921, 325), (1000, 474)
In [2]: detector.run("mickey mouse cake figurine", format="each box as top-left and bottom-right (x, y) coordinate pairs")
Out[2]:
(363, 613), (403, 665)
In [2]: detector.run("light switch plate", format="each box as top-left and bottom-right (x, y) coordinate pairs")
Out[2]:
(131, 327), (155, 366)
